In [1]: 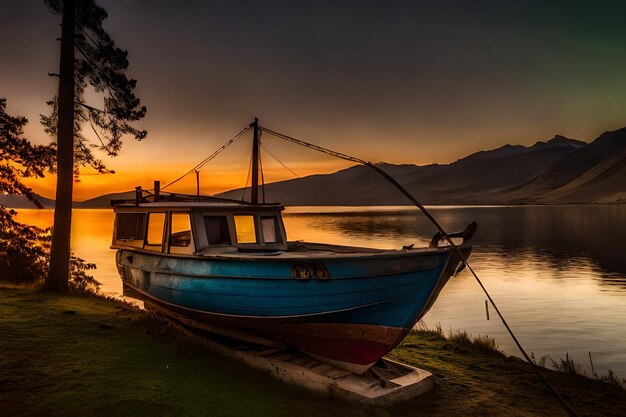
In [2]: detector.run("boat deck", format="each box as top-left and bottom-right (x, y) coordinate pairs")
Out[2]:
(193, 240), (449, 260)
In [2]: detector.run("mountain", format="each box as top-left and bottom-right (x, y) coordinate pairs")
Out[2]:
(218, 163), (445, 205)
(0, 191), (135, 209)
(0, 193), (55, 208)
(399, 135), (586, 204)
(218, 135), (587, 205)
(73, 191), (136, 208)
(509, 128), (626, 203)
(5, 129), (625, 207)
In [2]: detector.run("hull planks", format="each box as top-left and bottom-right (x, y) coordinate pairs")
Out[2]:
(117, 244), (469, 373)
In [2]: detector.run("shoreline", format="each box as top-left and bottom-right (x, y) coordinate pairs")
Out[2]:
(1, 285), (624, 417)
(8, 206), (626, 379)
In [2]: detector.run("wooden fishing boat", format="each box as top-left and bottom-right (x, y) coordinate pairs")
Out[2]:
(112, 120), (475, 374)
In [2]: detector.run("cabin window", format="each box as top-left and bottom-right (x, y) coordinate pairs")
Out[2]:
(115, 213), (146, 241)
(261, 216), (280, 243)
(204, 216), (230, 245)
(170, 212), (192, 249)
(234, 215), (257, 244)
(145, 212), (166, 248)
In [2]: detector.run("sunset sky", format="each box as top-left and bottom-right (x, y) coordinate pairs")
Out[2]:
(2, 0), (626, 200)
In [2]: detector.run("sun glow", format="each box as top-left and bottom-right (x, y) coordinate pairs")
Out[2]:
(21, 159), (352, 201)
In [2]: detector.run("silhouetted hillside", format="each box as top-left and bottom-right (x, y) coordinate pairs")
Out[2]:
(74, 191), (136, 208)
(1, 191), (135, 208)
(400, 136), (585, 203)
(509, 128), (626, 203)
(218, 135), (586, 205)
(218, 163), (445, 205)
(5, 129), (625, 207)
(0, 193), (55, 208)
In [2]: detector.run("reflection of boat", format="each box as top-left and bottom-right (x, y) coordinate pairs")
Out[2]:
(112, 120), (475, 374)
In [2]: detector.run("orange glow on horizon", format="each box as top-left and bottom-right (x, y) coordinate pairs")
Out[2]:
(22, 159), (354, 201)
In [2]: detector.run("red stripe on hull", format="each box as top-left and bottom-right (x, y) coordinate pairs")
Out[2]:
(125, 284), (409, 372)
(270, 323), (409, 366)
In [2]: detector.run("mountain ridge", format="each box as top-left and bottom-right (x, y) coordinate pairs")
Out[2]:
(4, 128), (626, 207)
(217, 132), (592, 205)
(508, 128), (626, 203)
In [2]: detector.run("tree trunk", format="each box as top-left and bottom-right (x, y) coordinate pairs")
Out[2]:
(47, 0), (75, 291)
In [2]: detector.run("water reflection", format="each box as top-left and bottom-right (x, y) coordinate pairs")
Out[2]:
(286, 205), (626, 288)
(15, 206), (626, 375)
(284, 205), (626, 376)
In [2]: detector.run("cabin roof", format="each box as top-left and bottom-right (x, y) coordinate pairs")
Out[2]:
(113, 201), (283, 209)
(114, 201), (284, 212)
(112, 188), (284, 210)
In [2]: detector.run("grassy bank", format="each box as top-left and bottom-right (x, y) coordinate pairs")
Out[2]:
(1, 286), (624, 417)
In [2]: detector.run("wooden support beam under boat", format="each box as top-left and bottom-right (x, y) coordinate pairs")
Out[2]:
(160, 315), (434, 406)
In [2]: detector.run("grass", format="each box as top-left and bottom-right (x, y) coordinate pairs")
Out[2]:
(545, 353), (626, 388)
(409, 323), (502, 357)
(415, 322), (626, 389)
(549, 353), (582, 375)
(1, 286), (625, 417)
(389, 330), (626, 417)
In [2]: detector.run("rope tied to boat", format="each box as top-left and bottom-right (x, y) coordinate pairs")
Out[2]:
(258, 124), (579, 417)
(159, 121), (578, 416)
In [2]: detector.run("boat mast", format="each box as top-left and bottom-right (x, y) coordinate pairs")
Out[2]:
(251, 117), (260, 204)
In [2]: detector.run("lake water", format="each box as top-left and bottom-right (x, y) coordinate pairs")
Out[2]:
(16, 205), (626, 377)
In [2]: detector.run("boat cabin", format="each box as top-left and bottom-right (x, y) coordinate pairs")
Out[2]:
(112, 119), (290, 257)
(111, 200), (288, 255)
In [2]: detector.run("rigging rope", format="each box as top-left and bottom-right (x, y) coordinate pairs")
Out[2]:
(259, 124), (578, 417)
(161, 125), (251, 191)
(241, 150), (253, 202)
(261, 143), (301, 178)
(259, 146), (266, 203)
(148, 120), (578, 414)
(259, 126), (366, 165)
(258, 129), (266, 203)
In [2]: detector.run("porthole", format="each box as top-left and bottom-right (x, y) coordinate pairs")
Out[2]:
(292, 263), (310, 280)
(291, 262), (330, 280)
(310, 263), (330, 280)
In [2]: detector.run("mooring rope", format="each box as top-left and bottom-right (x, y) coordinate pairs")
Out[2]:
(155, 121), (578, 415)
(259, 124), (579, 417)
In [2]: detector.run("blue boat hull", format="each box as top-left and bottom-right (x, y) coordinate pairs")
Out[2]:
(117, 246), (468, 373)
